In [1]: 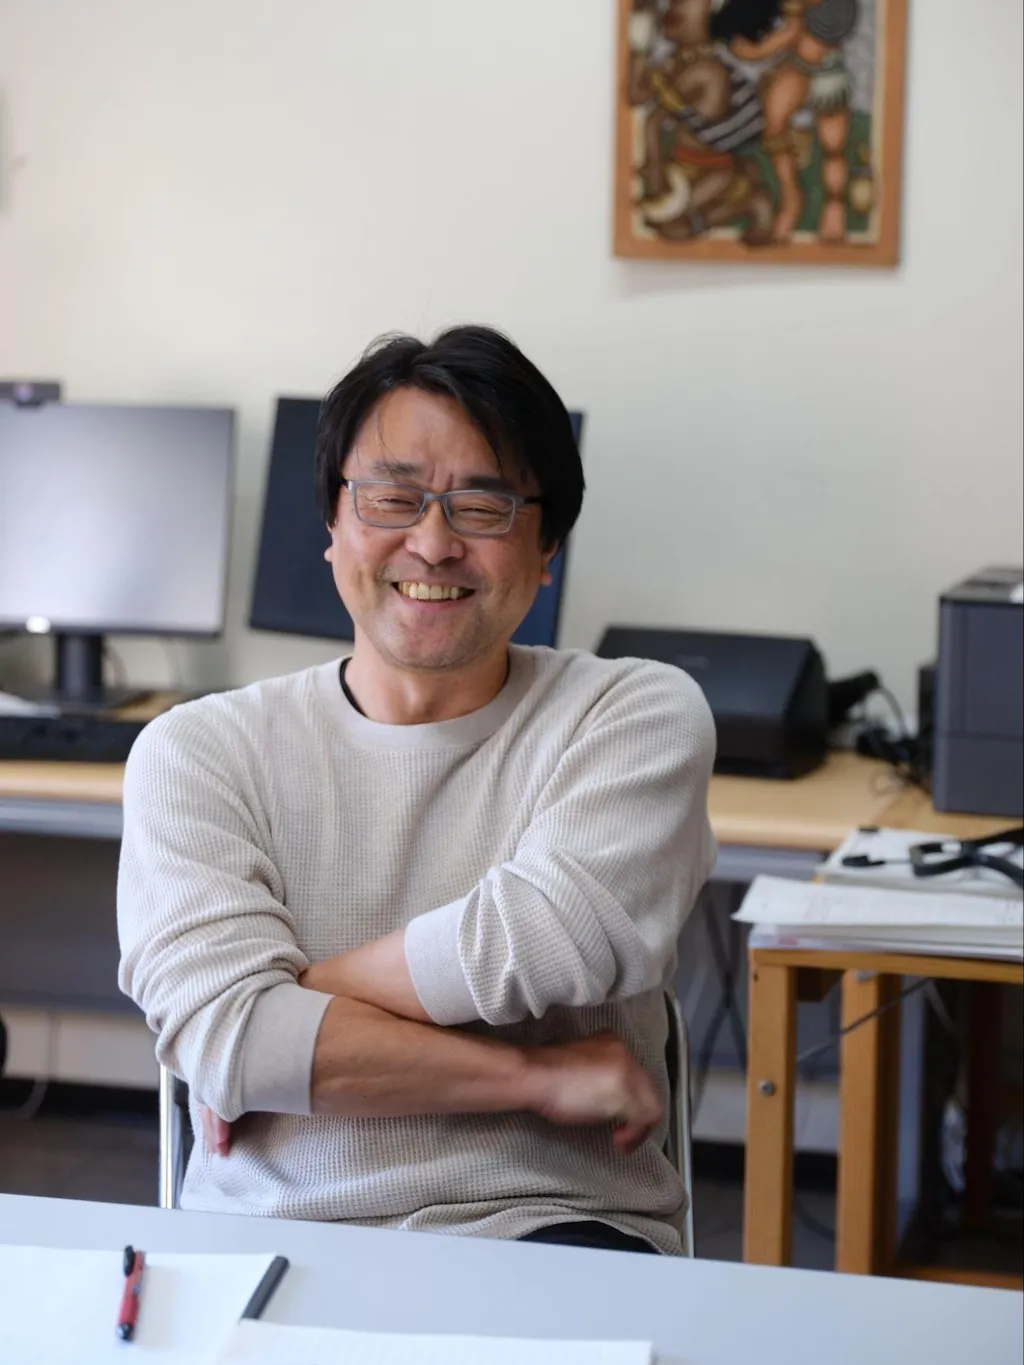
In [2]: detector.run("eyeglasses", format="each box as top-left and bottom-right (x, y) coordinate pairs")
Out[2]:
(342, 480), (542, 538)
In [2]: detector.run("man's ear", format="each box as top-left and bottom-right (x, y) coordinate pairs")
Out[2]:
(539, 540), (561, 587)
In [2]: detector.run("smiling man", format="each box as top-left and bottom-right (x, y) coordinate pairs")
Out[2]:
(118, 325), (716, 1255)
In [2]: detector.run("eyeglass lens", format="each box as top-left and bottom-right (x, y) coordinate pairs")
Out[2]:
(353, 483), (517, 534)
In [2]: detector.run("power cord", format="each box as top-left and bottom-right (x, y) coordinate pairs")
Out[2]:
(829, 669), (931, 792)
(794, 978), (929, 1070)
(102, 642), (130, 690)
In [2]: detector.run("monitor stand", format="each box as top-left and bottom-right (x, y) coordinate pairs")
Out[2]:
(16, 633), (148, 712)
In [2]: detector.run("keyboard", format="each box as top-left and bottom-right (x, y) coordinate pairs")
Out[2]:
(0, 711), (150, 763)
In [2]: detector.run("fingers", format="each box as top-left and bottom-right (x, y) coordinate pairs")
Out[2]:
(611, 1073), (662, 1156)
(199, 1105), (232, 1157)
(612, 1121), (655, 1156)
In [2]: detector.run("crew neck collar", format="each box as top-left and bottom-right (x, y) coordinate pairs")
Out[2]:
(312, 646), (538, 750)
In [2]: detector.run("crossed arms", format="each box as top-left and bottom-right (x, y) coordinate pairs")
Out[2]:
(117, 670), (715, 1154)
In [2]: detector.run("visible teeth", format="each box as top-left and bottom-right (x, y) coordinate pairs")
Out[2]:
(398, 582), (470, 601)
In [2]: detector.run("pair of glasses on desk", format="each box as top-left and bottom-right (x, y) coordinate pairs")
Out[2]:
(842, 826), (1024, 891)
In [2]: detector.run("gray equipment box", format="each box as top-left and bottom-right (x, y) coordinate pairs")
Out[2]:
(932, 567), (1023, 817)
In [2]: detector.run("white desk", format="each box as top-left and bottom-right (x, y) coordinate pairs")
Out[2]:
(0, 1194), (1020, 1364)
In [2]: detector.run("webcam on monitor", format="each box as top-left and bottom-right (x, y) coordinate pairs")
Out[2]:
(0, 380), (63, 407)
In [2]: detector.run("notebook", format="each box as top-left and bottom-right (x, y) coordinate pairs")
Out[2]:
(214, 1319), (653, 1365)
(0, 1244), (281, 1364)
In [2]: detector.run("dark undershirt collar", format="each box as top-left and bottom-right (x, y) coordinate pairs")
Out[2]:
(338, 658), (365, 716)
(338, 654), (513, 722)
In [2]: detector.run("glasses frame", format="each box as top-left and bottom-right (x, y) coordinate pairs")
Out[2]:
(341, 479), (543, 538)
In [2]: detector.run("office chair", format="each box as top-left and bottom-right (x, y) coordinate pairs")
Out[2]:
(158, 1064), (192, 1213)
(158, 988), (696, 1254)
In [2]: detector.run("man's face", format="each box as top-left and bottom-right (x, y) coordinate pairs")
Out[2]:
(325, 388), (556, 676)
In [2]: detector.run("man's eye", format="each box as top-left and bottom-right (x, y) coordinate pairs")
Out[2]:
(374, 495), (419, 510)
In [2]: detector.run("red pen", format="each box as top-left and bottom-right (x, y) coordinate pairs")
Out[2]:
(117, 1245), (146, 1341)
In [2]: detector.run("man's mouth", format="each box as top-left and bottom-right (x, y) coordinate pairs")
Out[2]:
(393, 581), (475, 602)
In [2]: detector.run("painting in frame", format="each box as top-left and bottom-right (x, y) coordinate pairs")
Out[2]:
(614, 0), (908, 266)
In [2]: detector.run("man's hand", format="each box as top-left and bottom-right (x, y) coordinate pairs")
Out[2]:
(523, 1033), (662, 1155)
(200, 1105), (232, 1157)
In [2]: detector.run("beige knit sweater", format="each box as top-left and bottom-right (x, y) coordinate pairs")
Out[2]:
(117, 645), (715, 1252)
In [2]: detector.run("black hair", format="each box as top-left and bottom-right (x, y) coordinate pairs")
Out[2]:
(314, 325), (584, 550)
(710, 0), (783, 44)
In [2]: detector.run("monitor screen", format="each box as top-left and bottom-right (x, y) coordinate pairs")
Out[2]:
(249, 398), (582, 649)
(0, 403), (235, 636)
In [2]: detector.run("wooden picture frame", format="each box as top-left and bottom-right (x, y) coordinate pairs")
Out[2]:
(613, 0), (908, 266)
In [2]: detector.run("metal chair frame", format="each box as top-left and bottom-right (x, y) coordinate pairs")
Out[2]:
(159, 988), (695, 1255)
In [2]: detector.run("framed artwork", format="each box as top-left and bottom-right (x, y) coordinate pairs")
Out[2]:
(614, 0), (908, 266)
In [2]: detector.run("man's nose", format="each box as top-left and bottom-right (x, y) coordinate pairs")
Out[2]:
(403, 498), (464, 564)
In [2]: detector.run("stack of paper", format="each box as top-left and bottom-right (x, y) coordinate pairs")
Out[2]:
(734, 875), (1024, 960)
(214, 1320), (653, 1364)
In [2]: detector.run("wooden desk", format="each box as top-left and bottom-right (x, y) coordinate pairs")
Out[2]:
(708, 751), (896, 851)
(0, 692), (178, 836)
(0, 746), (900, 849)
(744, 946), (1024, 1289)
(1, 741), (1008, 839)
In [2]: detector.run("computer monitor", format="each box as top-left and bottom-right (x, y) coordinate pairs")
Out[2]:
(0, 403), (235, 708)
(249, 397), (582, 649)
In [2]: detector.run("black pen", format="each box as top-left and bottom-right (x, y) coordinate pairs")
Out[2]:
(240, 1256), (290, 1322)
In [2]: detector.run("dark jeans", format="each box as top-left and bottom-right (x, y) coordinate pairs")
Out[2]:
(519, 1220), (658, 1254)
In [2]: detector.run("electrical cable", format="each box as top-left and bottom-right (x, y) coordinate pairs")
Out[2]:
(103, 643), (129, 690)
(855, 681), (931, 793)
(0, 1016), (55, 1119)
(795, 979), (929, 1069)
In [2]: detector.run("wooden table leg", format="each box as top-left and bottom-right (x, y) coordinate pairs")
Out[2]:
(836, 970), (902, 1275)
(743, 955), (797, 1265)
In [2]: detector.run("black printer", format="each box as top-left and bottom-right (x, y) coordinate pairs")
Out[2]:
(932, 567), (1024, 817)
(596, 626), (828, 779)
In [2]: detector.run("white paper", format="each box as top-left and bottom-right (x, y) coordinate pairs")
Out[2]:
(749, 926), (1024, 960)
(735, 875), (1023, 932)
(214, 1319), (652, 1365)
(0, 1245), (278, 1365)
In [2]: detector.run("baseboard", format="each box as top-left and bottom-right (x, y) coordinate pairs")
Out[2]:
(0, 1003), (157, 1089)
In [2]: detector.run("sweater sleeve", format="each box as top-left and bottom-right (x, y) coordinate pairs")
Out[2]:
(404, 665), (717, 1027)
(116, 708), (332, 1121)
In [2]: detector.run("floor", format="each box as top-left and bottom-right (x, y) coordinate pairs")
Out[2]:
(0, 1081), (838, 1271)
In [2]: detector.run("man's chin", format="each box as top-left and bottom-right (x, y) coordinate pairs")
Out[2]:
(371, 626), (485, 674)
(387, 645), (484, 673)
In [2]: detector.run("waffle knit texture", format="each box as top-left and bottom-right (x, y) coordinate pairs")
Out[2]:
(118, 645), (715, 1252)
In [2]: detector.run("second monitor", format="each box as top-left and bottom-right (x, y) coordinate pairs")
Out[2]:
(250, 398), (582, 649)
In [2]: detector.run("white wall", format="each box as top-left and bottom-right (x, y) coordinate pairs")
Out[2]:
(2, 0), (1022, 709)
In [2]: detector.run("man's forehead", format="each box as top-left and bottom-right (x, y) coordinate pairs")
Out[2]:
(361, 390), (492, 458)
(349, 390), (532, 490)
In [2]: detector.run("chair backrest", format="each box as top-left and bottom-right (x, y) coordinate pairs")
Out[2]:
(663, 985), (696, 1257)
(158, 1064), (192, 1211)
(158, 987), (695, 1253)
